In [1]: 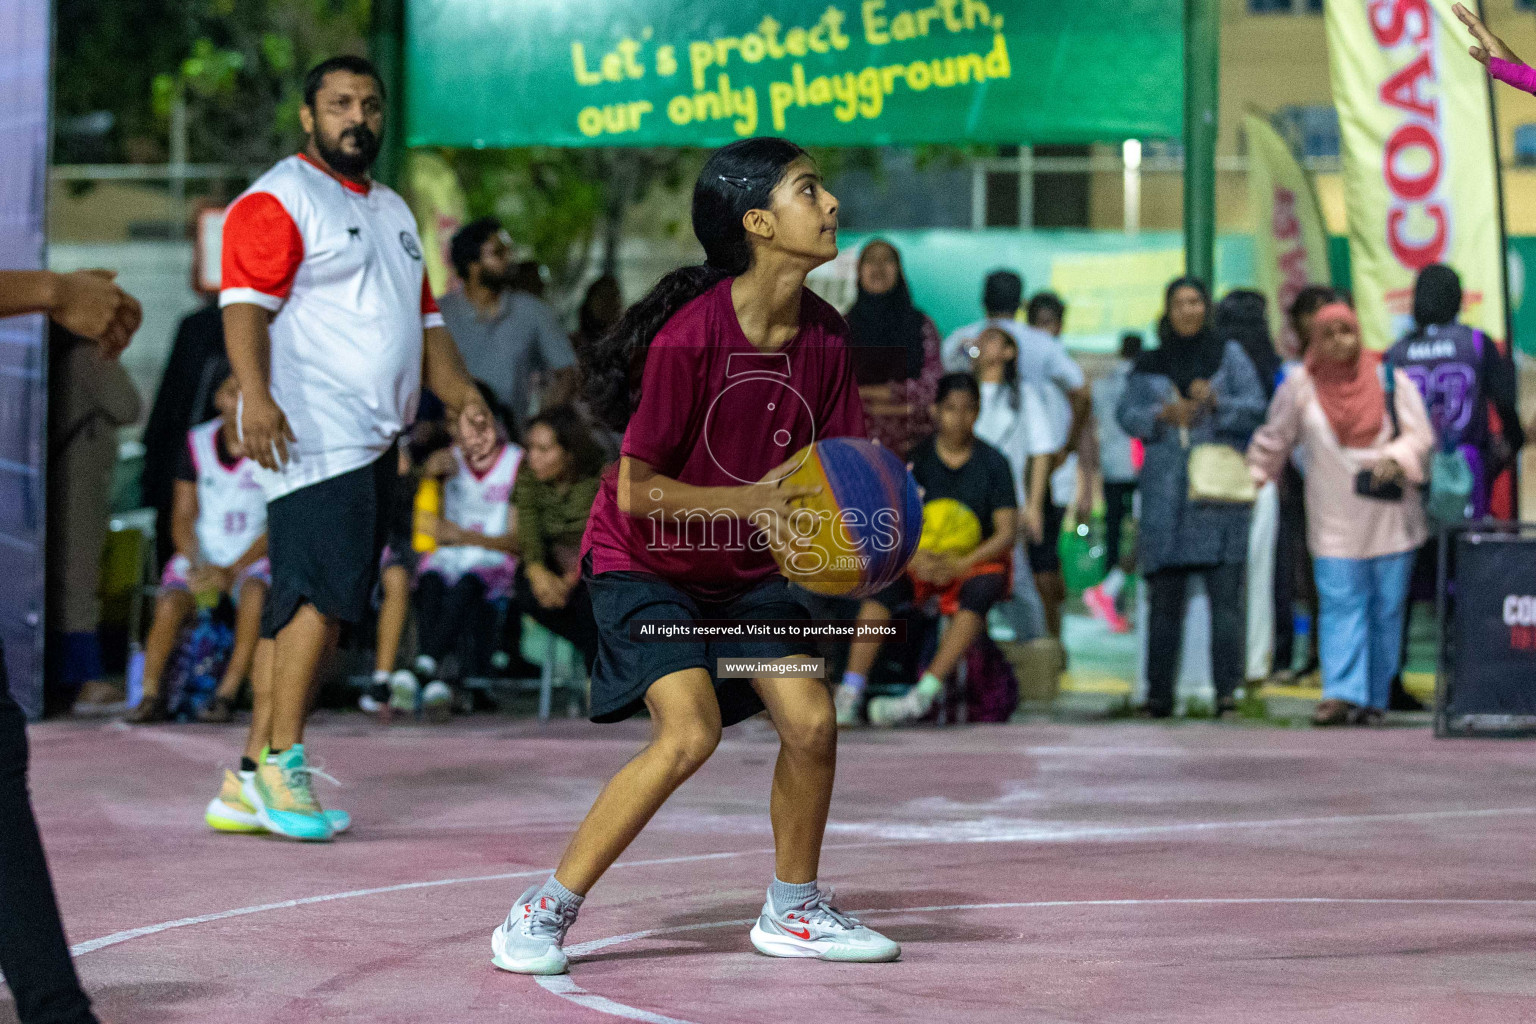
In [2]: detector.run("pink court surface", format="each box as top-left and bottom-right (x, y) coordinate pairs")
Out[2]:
(14, 714), (1536, 1023)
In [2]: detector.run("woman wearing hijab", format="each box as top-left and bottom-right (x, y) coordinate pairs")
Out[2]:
(1215, 289), (1281, 400)
(846, 240), (943, 459)
(1248, 303), (1432, 726)
(1117, 277), (1268, 717)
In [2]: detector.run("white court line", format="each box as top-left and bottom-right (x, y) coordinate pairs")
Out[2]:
(68, 848), (780, 956)
(538, 897), (1536, 1024)
(537, 976), (699, 1024)
(69, 804), (1536, 958)
(820, 804), (1536, 843)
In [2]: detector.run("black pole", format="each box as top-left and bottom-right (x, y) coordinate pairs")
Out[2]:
(1478, 1), (1518, 517)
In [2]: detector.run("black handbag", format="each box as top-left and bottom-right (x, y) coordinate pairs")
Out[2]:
(1353, 365), (1403, 502)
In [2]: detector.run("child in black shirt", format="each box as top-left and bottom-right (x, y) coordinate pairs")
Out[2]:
(836, 373), (1018, 725)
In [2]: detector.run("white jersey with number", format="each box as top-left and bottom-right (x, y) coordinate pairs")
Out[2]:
(421, 442), (523, 583)
(188, 418), (267, 568)
(443, 443), (521, 537)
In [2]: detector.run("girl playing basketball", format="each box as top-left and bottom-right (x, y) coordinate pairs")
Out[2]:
(491, 137), (901, 974)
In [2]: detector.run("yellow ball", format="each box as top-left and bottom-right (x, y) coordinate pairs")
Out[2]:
(918, 498), (981, 557)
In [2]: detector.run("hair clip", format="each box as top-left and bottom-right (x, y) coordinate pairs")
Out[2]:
(718, 174), (754, 190)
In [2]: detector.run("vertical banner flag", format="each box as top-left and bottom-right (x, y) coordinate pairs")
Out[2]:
(405, 151), (468, 297)
(1326, 0), (1506, 351)
(1246, 112), (1333, 358)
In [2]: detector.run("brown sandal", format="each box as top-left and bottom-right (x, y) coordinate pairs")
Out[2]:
(1349, 706), (1385, 727)
(1311, 698), (1357, 727)
(197, 695), (237, 724)
(127, 694), (169, 724)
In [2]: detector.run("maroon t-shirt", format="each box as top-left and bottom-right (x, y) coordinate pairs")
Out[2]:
(581, 277), (867, 598)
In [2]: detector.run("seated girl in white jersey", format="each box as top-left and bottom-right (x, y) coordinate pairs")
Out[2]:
(394, 386), (522, 721)
(129, 375), (269, 725)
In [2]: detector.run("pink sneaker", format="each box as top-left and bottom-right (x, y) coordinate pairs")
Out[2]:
(1083, 584), (1131, 633)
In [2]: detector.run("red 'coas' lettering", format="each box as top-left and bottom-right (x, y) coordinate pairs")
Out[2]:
(1384, 123), (1441, 201)
(1273, 186), (1300, 240)
(1387, 203), (1447, 269)
(1368, 0), (1431, 47)
(1371, 4), (1448, 278)
(1378, 50), (1438, 120)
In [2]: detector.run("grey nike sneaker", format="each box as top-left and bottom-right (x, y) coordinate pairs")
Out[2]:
(491, 884), (578, 975)
(749, 887), (900, 962)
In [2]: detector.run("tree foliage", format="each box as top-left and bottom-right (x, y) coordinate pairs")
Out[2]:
(53, 4), (944, 297)
(55, 0), (368, 165)
(443, 147), (698, 296)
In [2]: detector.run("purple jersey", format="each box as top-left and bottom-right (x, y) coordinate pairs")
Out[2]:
(1386, 323), (1486, 450)
(1387, 322), (1491, 516)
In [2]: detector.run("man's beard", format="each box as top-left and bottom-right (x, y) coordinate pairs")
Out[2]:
(481, 264), (515, 290)
(315, 123), (381, 177)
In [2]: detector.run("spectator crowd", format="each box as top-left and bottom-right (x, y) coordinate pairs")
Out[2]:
(41, 225), (1526, 733)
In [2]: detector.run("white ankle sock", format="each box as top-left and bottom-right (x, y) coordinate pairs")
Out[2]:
(1101, 568), (1127, 600)
(840, 671), (867, 693)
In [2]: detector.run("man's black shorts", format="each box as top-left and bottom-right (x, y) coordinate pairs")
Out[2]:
(261, 451), (395, 638)
(583, 556), (817, 728)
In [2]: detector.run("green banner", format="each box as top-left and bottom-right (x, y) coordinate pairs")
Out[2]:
(405, 1), (1182, 149)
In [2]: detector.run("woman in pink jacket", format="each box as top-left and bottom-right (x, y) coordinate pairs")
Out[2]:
(1247, 304), (1433, 726)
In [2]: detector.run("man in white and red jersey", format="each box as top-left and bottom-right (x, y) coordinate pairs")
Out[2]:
(215, 55), (492, 841)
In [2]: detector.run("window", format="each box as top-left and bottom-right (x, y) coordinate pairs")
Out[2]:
(1249, 0), (1323, 12)
(1273, 105), (1339, 160)
(1515, 124), (1536, 166)
(1031, 145), (1091, 229)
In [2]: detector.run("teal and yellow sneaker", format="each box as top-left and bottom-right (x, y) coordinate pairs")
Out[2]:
(205, 770), (266, 833)
(208, 767), (351, 835)
(242, 745), (335, 842)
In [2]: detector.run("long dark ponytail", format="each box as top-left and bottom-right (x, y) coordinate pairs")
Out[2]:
(977, 326), (1021, 412)
(1002, 347), (1020, 412)
(583, 137), (808, 430)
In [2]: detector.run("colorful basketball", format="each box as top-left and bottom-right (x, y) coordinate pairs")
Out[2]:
(772, 437), (922, 598)
(918, 498), (982, 557)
